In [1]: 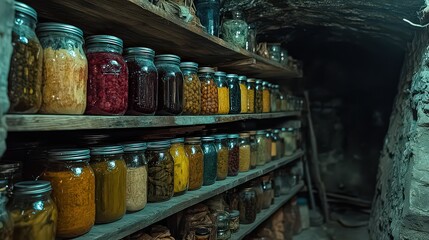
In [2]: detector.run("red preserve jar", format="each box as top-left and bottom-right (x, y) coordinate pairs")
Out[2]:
(124, 47), (158, 115)
(85, 35), (128, 115)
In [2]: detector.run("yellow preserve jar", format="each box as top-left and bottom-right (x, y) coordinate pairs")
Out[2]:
(238, 76), (248, 114)
(185, 137), (204, 190)
(262, 81), (270, 113)
(170, 138), (189, 195)
(215, 71), (230, 114)
(214, 134), (228, 180)
(238, 133), (251, 172)
(246, 78), (256, 113)
(255, 80), (263, 113)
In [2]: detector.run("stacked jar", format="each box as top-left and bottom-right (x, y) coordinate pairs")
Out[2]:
(255, 80), (263, 113)
(185, 137), (204, 190)
(238, 76), (248, 114)
(246, 78), (256, 113)
(201, 136), (217, 185)
(215, 71), (230, 114)
(227, 74), (241, 114)
(180, 62), (201, 115)
(262, 81), (270, 113)
(170, 138), (189, 195)
(214, 134), (229, 180)
(199, 67), (218, 114)
(238, 133), (251, 172)
(227, 134), (240, 176)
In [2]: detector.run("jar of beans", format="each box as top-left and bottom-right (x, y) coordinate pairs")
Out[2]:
(180, 62), (201, 115)
(198, 67), (218, 115)
(238, 76), (248, 114)
(246, 78), (256, 113)
(214, 134), (228, 180)
(155, 54), (184, 115)
(184, 137), (204, 190)
(227, 134), (239, 176)
(238, 133), (251, 172)
(262, 81), (270, 113)
(255, 80), (263, 113)
(226, 74), (241, 114)
(124, 47), (158, 115)
(201, 136), (217, 185)
(214, 71), (230, 114)
(238, 187), (257, 224)
(255, 130), (266, 166)
(8, 2), (43, 113)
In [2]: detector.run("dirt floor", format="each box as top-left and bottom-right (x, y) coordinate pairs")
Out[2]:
(293, 222), (369, 240)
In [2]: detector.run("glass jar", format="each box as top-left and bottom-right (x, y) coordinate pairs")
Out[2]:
(221, 10), (248, 48)
(85, 35), (128, 115)
(238, 76), (248, 114)
(267, 43), (281, 62)
(270, 84), (277, 112)
(282, 127), (297, 156)
(180, 62), (201, 115)
(262, 81), (270, 113)
(145, 141), (174, 202)
(280, 50), (289, 65)
(238, 133), (250, 172)
(195, 227), (211, 240)
(217, 229), (231, 240)
(122, 142), (148, 212)
(10, 181), (57, 240)
(227, 134), (239, 176)
(239, 188), (257, 224)
(250, 179), (263, 213)
(255, 80), (263, 113)
(0, 180), (13, 240)
(8, 2), (42, 113)
(265, 130), (272, 163)
(214, 71), (230, 114)
(246, 78), (256, 113)
(261, 175), (274, 209)
(270, 130), (279, 160)
(245, 24), (256, 53)
(170, 138), (189, 195)
(195, 0), (220, 36)
(124, 47), (158, 115)
(227, 74), (241, 114)
(280, 92), (287, 112)
(274, 85), (281, 111)
(249, 131), (257, 169)
(37, 23), (87, 114)
(185, 137), (204, 190)
(228, 210), (240, 233)
(214, 134), (229, 180)
(255, 130), (266, 166)
(90, 145), (126, 223)
(155, 54), (184, 115)
(0, 162), (22, 196)
(201, 136), (217, 185)
(216, 211), (230, 231)
(41, 149), (95, 238)
(199, 67), (218, 115)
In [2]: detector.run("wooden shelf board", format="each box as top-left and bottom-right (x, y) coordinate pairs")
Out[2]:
(22, 0), (301, 81)
(73, 150), (304, 240)
(6, 112), (300, 132)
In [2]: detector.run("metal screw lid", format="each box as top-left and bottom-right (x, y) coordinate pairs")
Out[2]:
(214, 134), (228, 140)
(198, 67), (215, 73)
(37, 22), (83, 39)
(122, 142), (147, 152)
(227, 134), (239, 138)
(123, 47), (155, 58)
(180, 62), (199, 70)
(238, 76), (247, 82)
(185, 137), (201, 143)
(147, 140), (171, 149)
(90, 145), (124, 155)
(255, 79), (263, 84)
(15, 2), (37, 21)
(201, 136), (215, 141)
(256, 130), (266, 134)
(155, 54), (181, 63)
(214, 71), (226, 77)
(229, 210), (240, 218)
(170, 137), (185, 143)
(239, 132), (250, 137)
(86, 35), (123, 48)
(262, 81), (270, 86)
(247, 78), (256, 83)
(48, 148), (90, 161)
(13, 181), (52, 196)
(226, 74), (239, 79)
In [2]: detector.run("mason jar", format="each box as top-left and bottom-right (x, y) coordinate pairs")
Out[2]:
(246, 78), (256, 113)
(238, 76), (248, 113)
(214, 134), (228, 180)
(170, 138), (189, 195)
(201, 136), (217, 185)
(227, 134), (240, 176)
(238, 132), (251, 172)
(255, 130), (266, 166)
(199, 67), (218, 115)
(239, 187), (257, 224)
(184, 137), (204, 190)
(214, 71), (230, 114)
(262, 81), (270, 113)
(221, 10), (248, 48)
(227, 74), (241, 114)
(180, 62), (201, 115)
(255, 80), (263, 113)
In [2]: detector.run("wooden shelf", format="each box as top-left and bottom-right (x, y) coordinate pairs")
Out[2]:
(22, 0), (301, 81)
(6, 111), (300, 132)
(234, 182), (304, 240)
(73, 150), (304, 240)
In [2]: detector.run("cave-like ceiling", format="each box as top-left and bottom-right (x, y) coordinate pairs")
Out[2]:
(222, 0), (425, 49)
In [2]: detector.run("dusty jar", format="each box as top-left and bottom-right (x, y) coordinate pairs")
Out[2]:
(227, 134), (240, 176)
(221, 10), (248, 48)
(170, 138), (189, 196)
(246, 78), (256, 113)
(239, 187), (257, 224)
(180, 62), (201, 115)
(238, 76), (248, 113)
(238, 132), (251, 172)
(199, 67), (219, 115)
(227, 74), (241, 114)
(214, 134), (229, 180)
(262, 81), (271, 113)
(249, 131), (257, 169)
(255, 130), (266, 166)
(214, 71), (230, 114)
(185, 137), (204, 190)
(255, 80), (263, 113)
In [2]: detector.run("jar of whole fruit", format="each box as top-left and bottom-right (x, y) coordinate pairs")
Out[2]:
(214, 134), (228, 180)
(180, 62), (201, 115)
(199, 67), (218, 115)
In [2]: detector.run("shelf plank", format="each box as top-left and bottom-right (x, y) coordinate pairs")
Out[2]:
(234, 182), (305, 240)
(6, 112), (300, 131)
(21, 0), (301, 81)
(73, 150), (304, 240)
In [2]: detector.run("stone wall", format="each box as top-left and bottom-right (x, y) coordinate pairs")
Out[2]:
(369, 28), (429, 239)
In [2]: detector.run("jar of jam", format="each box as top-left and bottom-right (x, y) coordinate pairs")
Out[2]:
(238, 76), (248, 114)
(8, 2), (43, 113)
(10, 181), (58, 240)
(201, 136), (217, 185)
(41, 149), (95, 238)
(239, 187), (257, 224)
(238, 132), (250, 172)
(124, 47), (158, 115)
(170, 138), (189, 195)
(180, 62), (201, 115)
(145, 141), (174, 202)
(246, 78), (256, 113)
(90, 145), (127, 223)
(227, 134), (239, 176)
(226, 74), (241, 114)
(85, 35), (128, 115)
(155, 54), (183, 115)
(184, 137), (204, 190)
(262, 81), (271, 113)
(122, 142), (148, 212)
(199, 67), (218, 115)
(37, 23), (87, 114)
(0, 180), (13, 240)
(249, 131), (257, 169)
(254, 80), (263, 113)
(214, 134), (228, 180)
(214, 71), (230, 114)
(255, 130), (266, 166)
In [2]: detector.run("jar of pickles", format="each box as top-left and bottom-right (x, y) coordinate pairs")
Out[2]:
(37, 22), (87, 114)
(155, 54), (184, 115)
(214, 134), (228, 180)
(124, 47), (158, 115)
(185, 137), (204, 190)
(180, 62), (201, 115)
(199, 67), (218, 115)
(10, 181), (58, 240)
(262, 81), (270, 113)
(0, 180), (13, 240)
(227, 134), (239, 176)
(255, 80), (263, 113)
(249, 131), (257, 169)
(227, 74), (241, 114)
(238, 76), (248, 114)
(41, 149), (95, 238)
(8, 2), (42, 113)
(122, 142), (148, 212)
(145, 141), (174, 202)
(255, 130), (266, 166)
(238, 133), (250, 172)
(214, 71), (230, 114)
(170, 138), (189, 195)
(239, 188), (257, 224)
(90, 145), (126, 223)
(85, 35), (128, 115)
(246, 78), (256, 113)
(201, 136), (217, 185)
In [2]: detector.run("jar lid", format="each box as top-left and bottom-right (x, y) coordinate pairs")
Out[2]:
(122, 142), (147, 152)
(13, 181), (52, 196)
(90, 145), (124, 155)
(185, 137), (201, 143)
(180, 62), (198, 70)
(227, 134), (239, 138)
(256, 130), (266, 134)
(217, 211), (230, 222)
(15, 2), (37, 21)
(248, 130), (257, 135)
(170, 137), (185, 143)
(0, 161), (22, 172)
(86, 35), (123, 48)
(226, 74), (238, 79)
(124, 47), (155, 58)
(147, 140), (171, 149)
(48, 148), (90, 161)
(247, 78), (256, 83)
(238, 76), (247, 81)
(255, 79), (263, 84)
(229, 210), (240, 218)
(201, 136), (215, 141)
(262, 81), (269, 86)
(198, 67), (215, 73)
(214, 71), (226, 77)
(239, 132), (250, 137)
(287, 127), (295, 131)
(37, 22), (83, 39)
(155, 54), (181, 63)
(214, 134), (228, 140)
(274, 129), (280, 133)
(195, 227), (210, 236)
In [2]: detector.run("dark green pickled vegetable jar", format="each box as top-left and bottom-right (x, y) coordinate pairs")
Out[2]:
(201, 136), (217, 186)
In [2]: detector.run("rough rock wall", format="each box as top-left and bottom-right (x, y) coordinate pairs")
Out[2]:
(369, 28), (429, 240)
